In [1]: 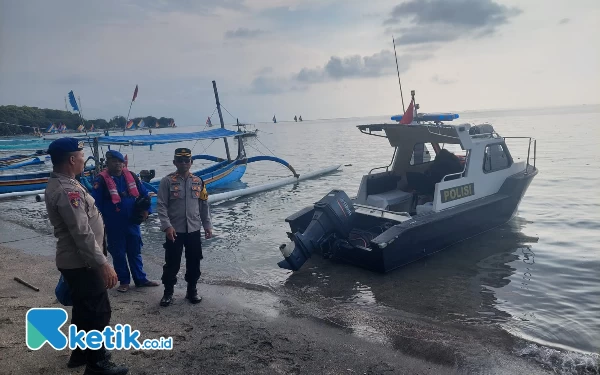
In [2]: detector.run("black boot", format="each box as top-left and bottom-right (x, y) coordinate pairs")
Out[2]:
(185, 284), (202, 304)
(160, 285), (174, 307)
(67, 348), (111, 368)
(83, 359), (128, 375)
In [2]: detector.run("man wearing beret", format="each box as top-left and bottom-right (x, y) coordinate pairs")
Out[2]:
(44, 138), (128, 375)
(156, 148), (213, 307)
(91, 150), (159, 293)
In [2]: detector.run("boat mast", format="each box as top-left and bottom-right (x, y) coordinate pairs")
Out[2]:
(212, 80), (231, 161)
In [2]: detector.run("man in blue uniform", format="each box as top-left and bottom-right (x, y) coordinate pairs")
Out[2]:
(91, 150), (159, 292)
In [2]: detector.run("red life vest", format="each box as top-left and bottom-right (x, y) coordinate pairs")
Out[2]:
(98, 168), (140, 205)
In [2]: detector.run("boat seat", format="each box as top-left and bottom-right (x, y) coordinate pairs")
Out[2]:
(366, 189), (413, 211)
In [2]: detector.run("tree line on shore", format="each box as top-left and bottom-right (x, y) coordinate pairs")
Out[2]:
(0, 105), (175, 136)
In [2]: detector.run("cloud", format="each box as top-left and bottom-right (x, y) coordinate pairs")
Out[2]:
(249, 50), (431, 93)
(129, 0), (245, 15)
(295, 50), (428, 83)
(385, 0), (521, 45)
(255, 67), (274, 75)
(248, 74), (310, 95)
(225, 28), (269, 39)
(249, 72), (307, 95)
(431, 75), (457, 85)
(559, 18), (570, 25)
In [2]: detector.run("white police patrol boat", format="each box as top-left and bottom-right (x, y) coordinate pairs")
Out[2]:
(278, 91), (538, 273)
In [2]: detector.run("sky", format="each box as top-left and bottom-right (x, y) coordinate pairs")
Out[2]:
(0, 0), (598, 125)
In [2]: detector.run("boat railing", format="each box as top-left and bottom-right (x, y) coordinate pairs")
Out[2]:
(503, 136), (537, 174)
(470, 132), (502, 139)
(369, 147), (397, 174)
(424, 124), (461, 141)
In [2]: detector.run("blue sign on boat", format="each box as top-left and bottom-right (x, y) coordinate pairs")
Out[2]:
(391, 113), (459, 122)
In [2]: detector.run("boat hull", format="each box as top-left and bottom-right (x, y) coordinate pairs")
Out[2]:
(0, 171), (51, 194)
(285, 167), (538, 273)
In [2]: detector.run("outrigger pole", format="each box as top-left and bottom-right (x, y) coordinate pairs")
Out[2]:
(392, 35), (406, 113)
(212, 80), (232, 161)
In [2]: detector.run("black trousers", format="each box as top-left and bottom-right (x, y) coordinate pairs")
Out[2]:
(59, 267), (111, 364)
(161, 230), (203, 287)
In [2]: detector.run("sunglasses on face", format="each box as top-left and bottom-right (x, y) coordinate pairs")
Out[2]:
(175, 157), (192, 163)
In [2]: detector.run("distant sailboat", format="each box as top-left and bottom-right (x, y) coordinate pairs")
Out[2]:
(272, 115), (277, 123)
(294, 115), (297, 122)
(155, 121), (160, 128)
(299, 115), (303, 122)
(206, 116), (213, 127)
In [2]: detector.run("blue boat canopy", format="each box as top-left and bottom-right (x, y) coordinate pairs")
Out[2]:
(391, 112), (459, 122)
(97, 128), (240, 146)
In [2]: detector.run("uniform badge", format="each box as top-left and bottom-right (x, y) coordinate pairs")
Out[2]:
(77, 140), (84, 149)
(173, 192), (179, 197)
(193, 191), (200, 198)
(200, 185), (208, 201)
(68, 191), (81, 208)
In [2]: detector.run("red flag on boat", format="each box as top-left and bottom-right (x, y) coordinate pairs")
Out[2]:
(399, 100), (415, 125)
(132, 85), (138, 102)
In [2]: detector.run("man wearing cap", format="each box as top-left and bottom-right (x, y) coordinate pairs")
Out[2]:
(157, 147), (213, 307)
(91, 150), (159, 293)
(44, 138), (128, 375)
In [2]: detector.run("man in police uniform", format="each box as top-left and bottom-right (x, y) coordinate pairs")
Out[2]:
(45, 138), (128, 375)
(157, 148), (213, 307)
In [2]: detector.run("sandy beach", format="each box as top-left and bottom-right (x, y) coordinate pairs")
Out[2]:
(0, 217), (558, 375)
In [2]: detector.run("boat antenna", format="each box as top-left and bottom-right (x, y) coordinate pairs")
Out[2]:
(392, 35), (405, 113)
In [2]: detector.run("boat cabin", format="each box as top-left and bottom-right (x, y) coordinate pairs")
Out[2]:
(354, 121), (530, 217)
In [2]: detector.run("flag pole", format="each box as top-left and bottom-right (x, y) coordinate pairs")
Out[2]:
(124, 85), (138, 135)
(77, 96), (85, 125)
(392, 35), (405, 113)
(123, 101), (134, 135)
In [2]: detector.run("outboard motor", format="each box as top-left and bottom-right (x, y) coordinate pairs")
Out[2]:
(278, 190), (355, 271)
(139, 169), (155, 183)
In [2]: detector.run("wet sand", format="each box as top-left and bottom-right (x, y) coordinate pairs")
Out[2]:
(0, 226), (553, 374)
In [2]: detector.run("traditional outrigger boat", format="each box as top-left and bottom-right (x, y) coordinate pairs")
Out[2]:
(278, 91), (538, 273)
(3, 81), (339, 205)
(0, 152), (48, 171)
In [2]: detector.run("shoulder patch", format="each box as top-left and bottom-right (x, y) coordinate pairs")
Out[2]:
(192, 175), (200, 183)
(199, 184), (208, 201)
(67, 191), (82, 208)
